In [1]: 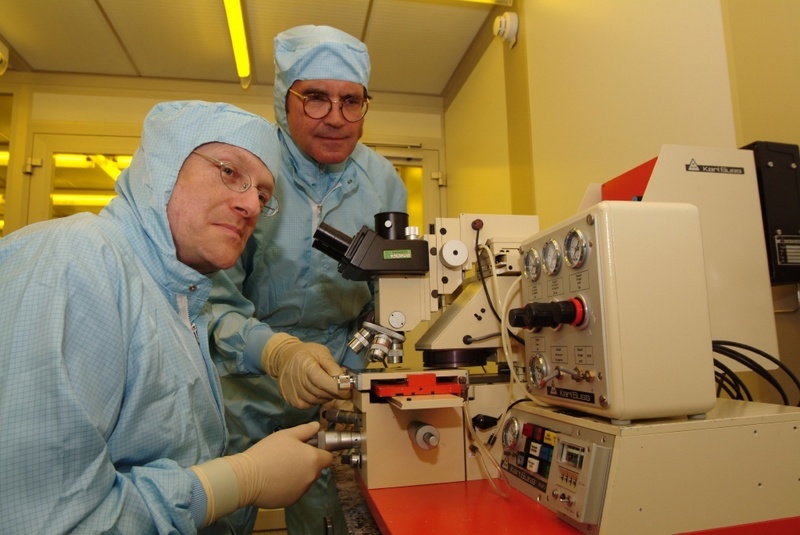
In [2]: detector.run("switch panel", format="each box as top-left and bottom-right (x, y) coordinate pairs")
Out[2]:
(501, 406), (612, 529)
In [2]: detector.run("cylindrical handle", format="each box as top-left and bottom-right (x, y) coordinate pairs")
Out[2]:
(408, 420), (440, 450)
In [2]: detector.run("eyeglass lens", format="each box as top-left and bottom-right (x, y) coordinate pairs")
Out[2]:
(192, 151), (279, 216)
(292, 91), (368, 122)
(218, 162), (279, 215)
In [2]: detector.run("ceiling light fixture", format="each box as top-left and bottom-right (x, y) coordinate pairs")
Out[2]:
(455, 0), (512, 5)
(51, 193), (116, 206)
(53, 153), (95, 169)
(0, 150), (8, 166)
(223, 0), (251, 90)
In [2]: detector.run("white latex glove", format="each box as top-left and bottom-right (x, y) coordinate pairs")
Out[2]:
(190, 421), (332, 526)
(261, 333), (352, 409)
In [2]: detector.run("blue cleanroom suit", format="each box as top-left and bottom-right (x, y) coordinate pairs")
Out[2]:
(0, 101), (280, 534)
(209, 26), (407, 534)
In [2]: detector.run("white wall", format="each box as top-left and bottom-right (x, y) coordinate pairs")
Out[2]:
(443, 39), (511, 216)
(524, 0), (736, 229)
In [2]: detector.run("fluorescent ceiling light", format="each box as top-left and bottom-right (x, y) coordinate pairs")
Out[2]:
(1, 152), (132, 171)
(51, 193), (116, 206)
(453, 0), (512, 5)
(52, 153), (131, 180)
(54, 153), (94, 168)
(223, 0), (251, 89)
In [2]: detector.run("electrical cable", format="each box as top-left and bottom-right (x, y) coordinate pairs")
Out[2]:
(713, 344), (784, 403)
(713, 359), (752, 401)
(463, 399), (509, 498)
(713, 358), (752, 401)
(713, 340), (800, 406)
(474, 226), (524, 345)
(712, 343), (788, 405)
(713, 344), (788, 404)
(715, 372), (740, 400)
(475, 248), (551, 462)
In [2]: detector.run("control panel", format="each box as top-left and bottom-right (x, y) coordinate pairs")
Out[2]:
(501, 399), (800, 534)
(510, 201), (716, 423)
(501, 405), (613, 530)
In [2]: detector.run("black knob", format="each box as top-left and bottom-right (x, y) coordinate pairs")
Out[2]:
(508, 307), (527, 328)
(515, 299), (584, 329)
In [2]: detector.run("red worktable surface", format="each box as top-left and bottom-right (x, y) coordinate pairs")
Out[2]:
(357, 476), (800, 535)
(357, 476), (576, 534)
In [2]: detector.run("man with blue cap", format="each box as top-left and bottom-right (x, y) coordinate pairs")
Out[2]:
(209, 26), (407, 534)
(0, 100), (332, 533)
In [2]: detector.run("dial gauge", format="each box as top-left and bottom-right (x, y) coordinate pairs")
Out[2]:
(542, 239), (562, 276)
(528, 353), (548, 391)
(564, 228), (588, 269)
(523, 248), (542, 281)
(502, 416), (521, 450)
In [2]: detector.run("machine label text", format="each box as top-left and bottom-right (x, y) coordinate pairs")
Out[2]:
(685, 159), (744, 175)
(548, 386), (595, 404)
(503, 461), (548, 492)
(383, 249), (412, 260)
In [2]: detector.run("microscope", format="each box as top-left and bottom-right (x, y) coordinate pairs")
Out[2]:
(311, 211), (538, 488)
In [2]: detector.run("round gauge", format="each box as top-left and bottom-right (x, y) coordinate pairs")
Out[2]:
(502, 416), (521, 450)
(523, 248), (542, 281)
(528, 353), (548, 391)
(564, 228), (588, 269)
(542, 239), (562, 276)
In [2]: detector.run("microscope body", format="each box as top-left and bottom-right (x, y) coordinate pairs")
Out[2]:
(312, 212), (539, 489)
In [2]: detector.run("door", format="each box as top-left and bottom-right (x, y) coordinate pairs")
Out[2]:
(368, 144), (446, 229)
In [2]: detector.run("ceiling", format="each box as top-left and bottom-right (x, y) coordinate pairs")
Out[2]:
(0, 0), (501, 97)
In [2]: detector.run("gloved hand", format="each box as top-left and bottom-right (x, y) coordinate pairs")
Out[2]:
(261, 333), (352, 409)
(190, 421), (332, 527)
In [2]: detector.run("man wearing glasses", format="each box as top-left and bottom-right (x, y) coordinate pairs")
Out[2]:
(209, 26), (407, 535)
(0, 101), (332, 533)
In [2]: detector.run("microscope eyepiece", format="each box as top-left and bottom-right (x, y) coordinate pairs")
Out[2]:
(313, 222), (353, 261)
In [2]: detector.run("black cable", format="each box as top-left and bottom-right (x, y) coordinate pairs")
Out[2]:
(473, 226), (524, 345)
(713, 344), (784, 403)
(714, 343), (789, 404)
(715, 371), (741, 400)
(505, 397), (531, 413)
(713, 344), (788, 405)
(714, 340), (800, 406)
(713, 357), (752, 401)
(486, 398), (534, 448)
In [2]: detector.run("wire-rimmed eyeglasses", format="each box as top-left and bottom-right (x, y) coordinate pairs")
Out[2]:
(287, 89), (370, 122)
(191, 151), (279, 217)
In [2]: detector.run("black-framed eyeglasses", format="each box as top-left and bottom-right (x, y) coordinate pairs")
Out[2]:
(287, 89), (370, 122)
(191, 151), (280, 217)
